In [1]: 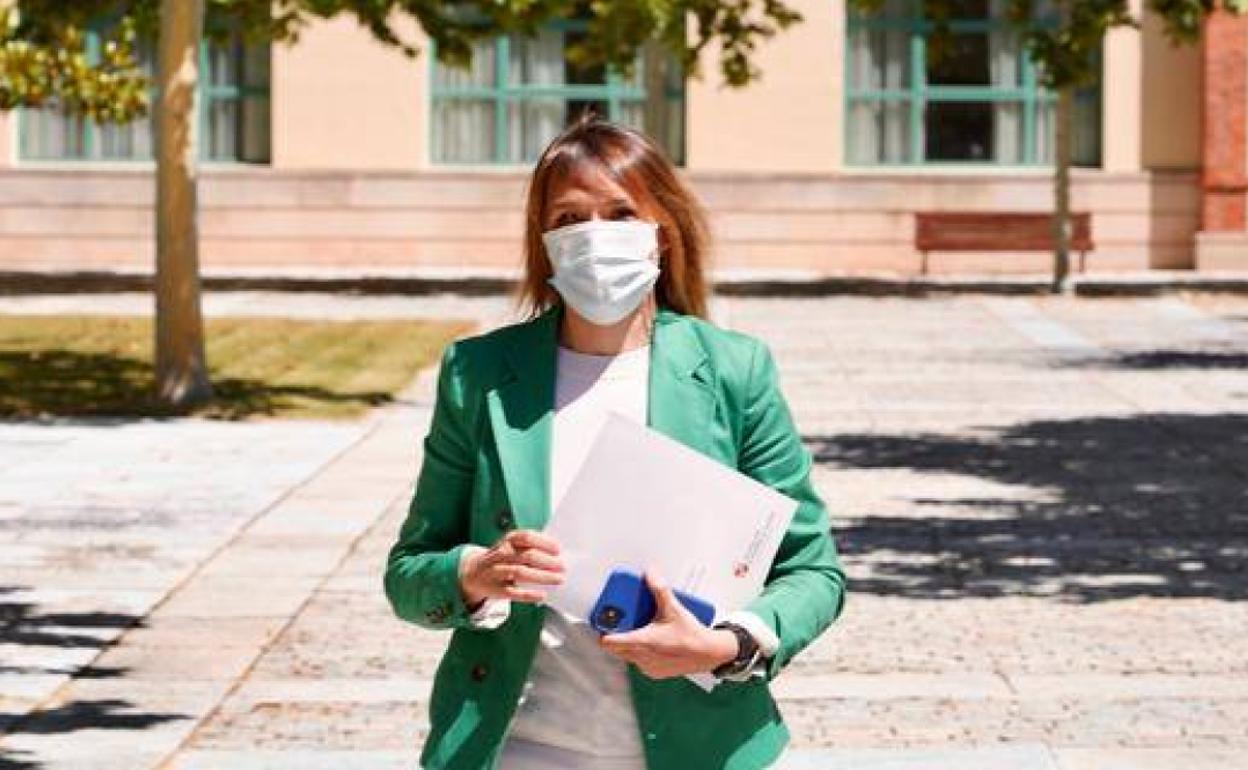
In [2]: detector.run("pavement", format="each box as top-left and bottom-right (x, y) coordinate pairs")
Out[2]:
(1, 290), (1246, 769)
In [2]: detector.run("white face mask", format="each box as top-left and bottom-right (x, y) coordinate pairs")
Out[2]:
(542, 218), (661, 326)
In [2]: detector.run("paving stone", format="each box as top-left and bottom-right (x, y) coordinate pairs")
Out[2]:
(773, 673), (1013, 700)
(86, 641), (261, 682)
(170, 749), (415, 770)
(776, 744), (1061, 770)
(1053, 747), (1246, 770)
(153, 575), (320, 619)
(119, 616), (286, 650)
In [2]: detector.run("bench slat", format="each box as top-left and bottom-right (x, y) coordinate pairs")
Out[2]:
(916, 212), (1094, 252)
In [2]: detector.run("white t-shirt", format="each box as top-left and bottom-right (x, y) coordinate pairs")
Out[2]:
(499, 342), (653, 767)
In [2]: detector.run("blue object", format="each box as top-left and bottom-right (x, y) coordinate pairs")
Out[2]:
(589, 568), (716, 634)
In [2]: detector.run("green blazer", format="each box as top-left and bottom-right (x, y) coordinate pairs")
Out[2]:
(384, 300), (847, 770)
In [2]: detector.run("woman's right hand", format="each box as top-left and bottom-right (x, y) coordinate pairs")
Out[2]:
(460, 529), (565, 609)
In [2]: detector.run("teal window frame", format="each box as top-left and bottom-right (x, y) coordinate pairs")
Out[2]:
(197, 31), (272, 163)
(845, 4), (1101, 167)
(428, 19), (684, 165)
(17, 24), (270, 164)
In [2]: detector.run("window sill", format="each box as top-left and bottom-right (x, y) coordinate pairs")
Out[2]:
(837, 164), (1101, 177)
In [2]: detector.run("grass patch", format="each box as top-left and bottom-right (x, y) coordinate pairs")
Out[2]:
(0, 315), (475, 420)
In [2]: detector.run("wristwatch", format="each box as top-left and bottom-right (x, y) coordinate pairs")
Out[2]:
(711, 620), (762, 679)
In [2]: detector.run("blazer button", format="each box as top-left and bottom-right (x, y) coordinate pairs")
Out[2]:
(496, 508), (515, 530)
(470, 662), (489, 682)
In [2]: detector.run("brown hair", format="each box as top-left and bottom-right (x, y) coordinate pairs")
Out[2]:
(514, 113), (712, 321)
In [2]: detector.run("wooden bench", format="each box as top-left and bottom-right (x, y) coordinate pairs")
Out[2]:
(914, 211), (1094, 274)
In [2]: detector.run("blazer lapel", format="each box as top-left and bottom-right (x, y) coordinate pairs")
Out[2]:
(486, 303), (560, 532)
(648, 307), (717, 456)
(486, 302), (716, 532)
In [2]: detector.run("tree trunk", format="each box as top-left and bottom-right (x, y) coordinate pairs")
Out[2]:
(154, 0), (212, 407)
(1051, 84), (1074, 295)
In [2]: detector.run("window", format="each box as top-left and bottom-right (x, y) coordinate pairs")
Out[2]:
(19, 26), (271, 163)
(200, 32), (271, 162)
(430, 20), (685, 165)
(845, 0), (1101, 166)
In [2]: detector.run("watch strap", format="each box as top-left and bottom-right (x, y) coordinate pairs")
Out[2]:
(711, 620), (762, 678)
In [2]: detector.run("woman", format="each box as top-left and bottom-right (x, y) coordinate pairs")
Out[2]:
(384, 115), (847, 770)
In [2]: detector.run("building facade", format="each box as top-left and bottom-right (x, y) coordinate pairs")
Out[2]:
(0, 0), (1244, 278)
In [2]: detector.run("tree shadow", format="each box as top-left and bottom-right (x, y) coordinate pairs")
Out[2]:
(0, 349), (393, 420)
(1066, 349), (1248, 370)
(0, 664), (128, 679)
(0, 746), (40, 769)
(0, 587), (178, 767)
(1, 586), (141, 648)
(811, 412), (1248, 602)
(4, 699), (187, 735)
(0, 699), (188, 768)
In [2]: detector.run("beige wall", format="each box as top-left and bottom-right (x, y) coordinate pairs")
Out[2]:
(271, 14), (427, 171)
(686, 0), (842, 172)
(1102, 0), (1143, 172)
(1139, 10), (1202, 170)
(1101, 0), (1202, 173)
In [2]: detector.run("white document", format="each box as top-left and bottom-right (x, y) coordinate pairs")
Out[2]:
(535, 412), (797, 688)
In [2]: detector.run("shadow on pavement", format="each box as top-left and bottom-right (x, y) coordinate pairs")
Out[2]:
(0, 665), (129, 679)
(1, 587), (140, 648)
(3, 699), (187, 735)
(810, 412), (1248, 602)
(0, 349), (393, 420)
(0, 747), (40, 769)
(0, 589), (177, 767)
(1067, 349), (1248, 370)
(0, 699), (188, 769)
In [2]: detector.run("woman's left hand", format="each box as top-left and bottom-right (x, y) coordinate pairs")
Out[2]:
(598, 571), (738, 679)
